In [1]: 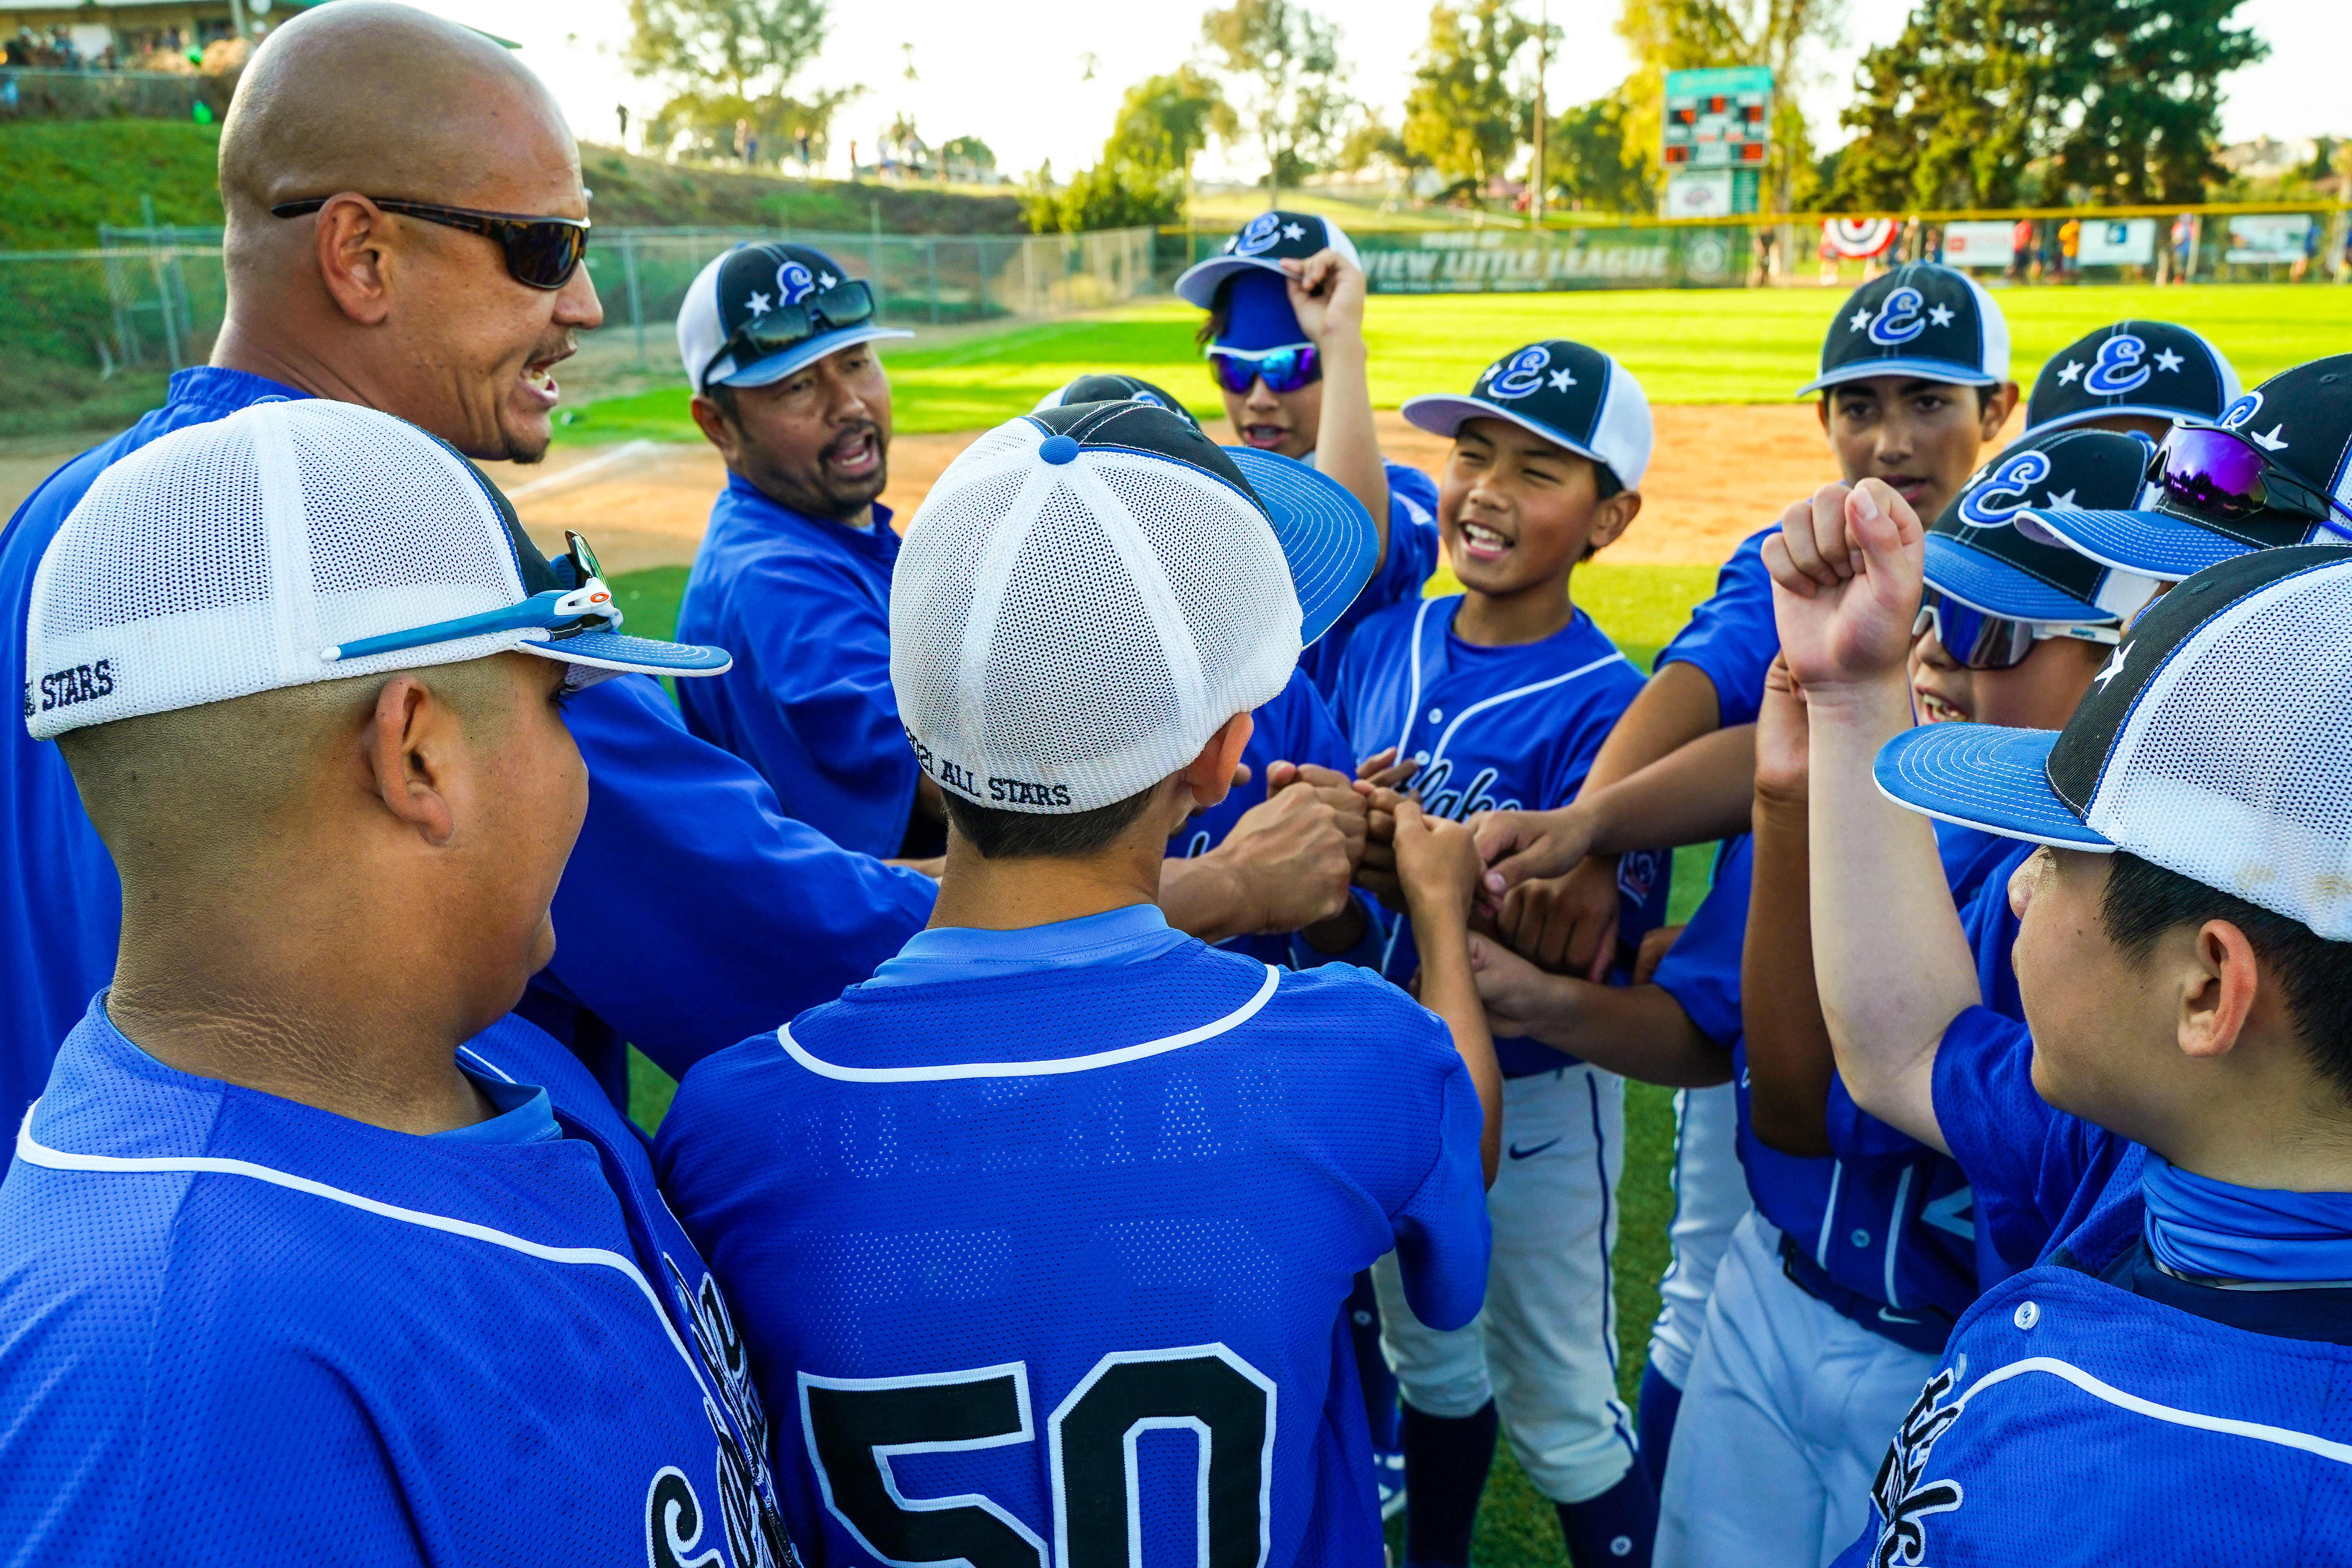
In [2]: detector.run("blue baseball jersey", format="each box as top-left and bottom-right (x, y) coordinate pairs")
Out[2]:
(1169, 666), (1359, 967)
(1653, 836), (1979, 1332)
(1654, 526), (1777, 728)
(675, 475), (916, 858)
(0, 1003), (793, 1567)
(657, 907), (1491, 1568)
(1328, 594), (1671, 1076)
(1833, 1005), (2352, 1567)
(0, 368), (936, 1133)
(1298, 459), (1440, 699)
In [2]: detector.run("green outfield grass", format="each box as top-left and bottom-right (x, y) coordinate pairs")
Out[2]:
(609, 555), (1720, 1568)
(554, 281), (2352, 450)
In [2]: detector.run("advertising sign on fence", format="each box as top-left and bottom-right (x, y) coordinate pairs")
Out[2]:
(1353, 226), (1744, 293)
(1940, 221), (2014, 268)
(2078, 218), (2156, 266)
(2225, 213), (2313, 265)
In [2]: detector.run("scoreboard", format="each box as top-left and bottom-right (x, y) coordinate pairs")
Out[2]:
(1661, 65), (1771, 217)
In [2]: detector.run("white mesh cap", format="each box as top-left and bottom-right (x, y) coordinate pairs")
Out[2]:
(891, 400), (1374, 814)
(1873, 545), (2352, 940)
(25, 400), (730, 741)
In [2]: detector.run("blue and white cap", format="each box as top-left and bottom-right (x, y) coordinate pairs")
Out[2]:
(2023, 320), (2240, 437)
(1399, 339), (1653, 489)
(677, 241), (912, 392)
(25, 401), (730, 741)
(1926, 428), (2159, 626)
(890, 400), (1376, 813)
(1875, 545), (2352, 939)
(1175, 210), (1362, 310)
(1798, 262), (2010, 397)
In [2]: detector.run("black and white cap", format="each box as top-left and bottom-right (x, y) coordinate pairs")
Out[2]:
(1798, 262), (2010, 397)
(1399, 340), (1653, 490)
(1925, 429), (2160, 625)
(1030, 373), (1201, 432)
(25, 402), (730, 741)
(2023, 320), (2241, 437)
(890, 401), (1376, 813)
(1174, 210), (1362, 309)
(677, 241), (911, 392)
(1876, 544), (2352, 940)
(2027, 356), (2352, 582)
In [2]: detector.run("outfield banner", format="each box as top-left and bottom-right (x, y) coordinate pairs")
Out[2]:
(1354, 226), (1748, 293)
(2078, 218), (2156, 266)
(2224, 213), (2312, 265)
(1940, 221), (2014, 269)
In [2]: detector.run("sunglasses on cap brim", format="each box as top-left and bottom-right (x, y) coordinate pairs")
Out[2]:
(322, 531), (618, 664)
(271, 197), (589, 290)
(2146, 424), (2352, 542)
(1207, 343), (1323, 396)
(703, 278), (880, 390)
(1914, 588), (2119, 672)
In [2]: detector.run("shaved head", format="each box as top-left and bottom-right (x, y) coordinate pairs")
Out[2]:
(208, 1), (601, 463)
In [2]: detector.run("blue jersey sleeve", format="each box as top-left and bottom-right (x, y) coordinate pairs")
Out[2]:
(1298, 461), (1439, 699)
(1650, 837), (1751, 1048)
(677, 551), (916, 858)
(549, 674), (936, 1078)
(1390, 1039), (1492, 1333)
(1655, 527), (1778, 728)
(1931, 1005), (2116, 1269)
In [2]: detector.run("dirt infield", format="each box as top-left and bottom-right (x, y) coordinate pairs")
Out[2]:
(481, 402), (2030, 575)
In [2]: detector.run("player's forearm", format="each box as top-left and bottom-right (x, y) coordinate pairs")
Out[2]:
(1576, 661), (1723, 797)
(1515, 977), (1730, 1089)
(1805, 676), (1974, 1151)
(1409, 914), (1503, 1185)
(1313, 336), (1392, 571)
(1157, 855), (1256, 946)
(1578, 724), (1759, 856)
(1740, 795), (1835, 1158)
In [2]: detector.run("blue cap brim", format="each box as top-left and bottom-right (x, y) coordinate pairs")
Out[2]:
(709, 324), (914, 390)
(1922, 534), (2117, 624)
(1400, 394), (1614, 474)
(1174, 255), (1286, 310)
(1873, 724), (2112, 849)
(521, 629), (734, 678)
(1222, 446), (1378, 649)
(2022, 507), (2244, 581)
(1795, 358), (2000, 397)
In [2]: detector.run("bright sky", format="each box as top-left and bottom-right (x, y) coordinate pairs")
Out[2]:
(397, 0), (2349, 182)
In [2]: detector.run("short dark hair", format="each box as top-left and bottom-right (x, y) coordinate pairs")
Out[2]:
(2101, 851), (2352, 1100)
(943, 786), (1158, 859)
(704, 381), (743, 426)
(1194, 277), (1234, 350)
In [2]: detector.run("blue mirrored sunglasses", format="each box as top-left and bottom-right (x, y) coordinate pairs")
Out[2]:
(1914, 587), (2117, 672)
(324, 531), (620, 664)
(1208, 343), (1322, 395)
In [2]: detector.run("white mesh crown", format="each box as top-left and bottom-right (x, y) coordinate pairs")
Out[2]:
(891, 418), (1302, 814)
(26, 401), (531, 740)
(2085, 563), (2352, 940)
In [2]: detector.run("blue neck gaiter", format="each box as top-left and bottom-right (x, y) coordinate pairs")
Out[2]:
(2142, 1156), (2352, 1284)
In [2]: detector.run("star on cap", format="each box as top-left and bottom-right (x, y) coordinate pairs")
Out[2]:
(1548, 367), (1578, 392)
(2043, 488), (2077, 509)
(1848, 308), (1871, 332)
(1282, 222), (1305, 241)
(745, 290), (773, 316)
(2094, 642), (2130, 690)
(2056, 359), (2083, 384)
(1927, 303), (1955, 327)
(2251, 424), (2290, 451)
(2152, 347), (2184, 373)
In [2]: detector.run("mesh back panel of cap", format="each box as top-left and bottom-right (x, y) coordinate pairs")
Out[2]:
(2089, 567), (2352, 939)
(27, 401), (528, 740)
(892, 421), (1299, 812)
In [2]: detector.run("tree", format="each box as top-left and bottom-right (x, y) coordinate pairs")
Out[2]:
(938, 135), (997, 182)
(1401, 1), (1539, 196)
(644, 85), (858, 165)
(1199, 0), (1351, 200)
(626, 0), (827, 101)
(1612, 0), (1844, 213)
(1104, 64), (1227, 178)
(1831, 0), (2265, 210)
(1546, 93), (1651, 212)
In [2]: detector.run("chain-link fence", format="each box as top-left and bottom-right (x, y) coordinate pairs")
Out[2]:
(0, 67), (215, 122)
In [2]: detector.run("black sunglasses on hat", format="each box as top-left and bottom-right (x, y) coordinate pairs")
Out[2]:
(2143, 423), (2352, 542)
(702, 276), (879, 390)
(271, 196), (589, 290)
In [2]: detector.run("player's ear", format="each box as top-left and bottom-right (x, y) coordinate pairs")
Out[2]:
(363, 673), (462, 848)
(1586, 486), (1641, 554)
(1980, 381), (2020, 439)
(1178, 711), (1257, 813)
(2176, 917), (2261, 1063)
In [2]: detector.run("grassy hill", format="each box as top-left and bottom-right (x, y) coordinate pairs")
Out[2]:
(574, 145), (1026, 234)
(0, 122), (226, 250)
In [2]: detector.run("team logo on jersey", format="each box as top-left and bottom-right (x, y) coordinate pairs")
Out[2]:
(1616, 849), (1662, 905)
(1412, 759), (1519, 821)
(2082, 333), (2151, 397)
(776, 260), (819, 305)
(661, 1257), (795, 1568)
(1232, 212), (1284, 256)
(1865, 1368), (1966, 1568)
(1958, 450), (2053, 529)
(1866, 286), (1929, 346)
(1486, 346), (1552, 400)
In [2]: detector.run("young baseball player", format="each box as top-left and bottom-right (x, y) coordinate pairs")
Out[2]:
(1318, 340), (1670, 1568)
(0, 402), (790, 1564)
(656, 400), (1502, 1568)
(2018, 319), (2240, 441)
(1176, 212), (1442, 696)
(1774, 480), (2352, 1561)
